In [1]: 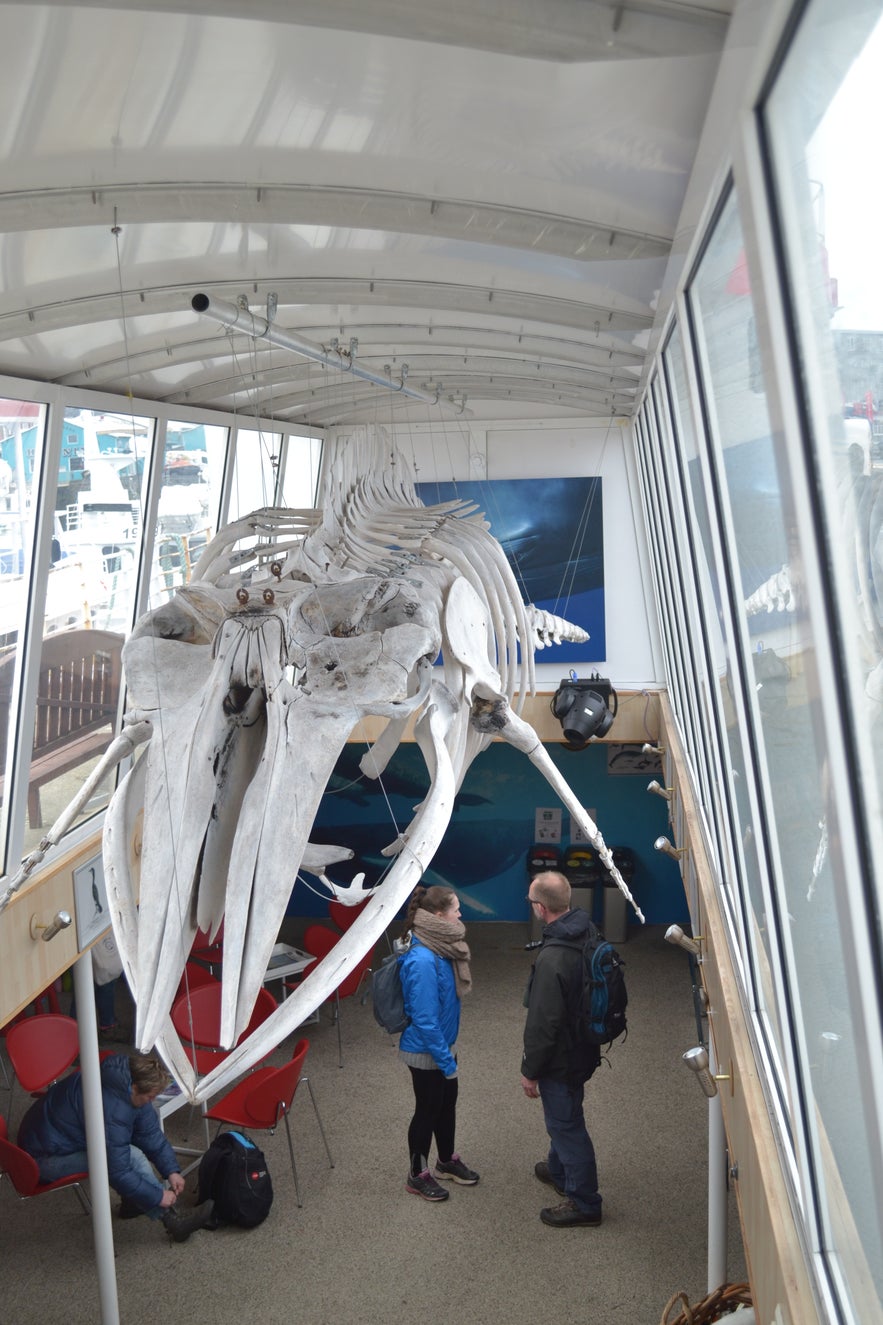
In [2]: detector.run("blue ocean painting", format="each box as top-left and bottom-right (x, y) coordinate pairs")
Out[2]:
(415, 477), (605, 663)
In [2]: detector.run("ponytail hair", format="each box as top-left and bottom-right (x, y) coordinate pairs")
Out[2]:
(403, 884), (457, 935)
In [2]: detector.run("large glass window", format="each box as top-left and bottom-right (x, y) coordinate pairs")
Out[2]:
(0, 396), (47, 865)
(692, 164), (883, 1313)
(648, 376), (705, 776)
(22, 407), (155, 855)
(0, 396), (46, 648)
(763, 2), (883, 1314)
(228, 427), (282, 519)
(667, 316), (777, 1026)
(663, 331), (754, 958)
(278, 433), (322, 509)
(228, 428), (322, 523)
(148, 421), (228, 608)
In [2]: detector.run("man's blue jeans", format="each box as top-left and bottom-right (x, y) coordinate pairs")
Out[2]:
(69, 978), (118, 1030)
(538, 1076), (602, 1216)
(37, 1145), (164, 1219)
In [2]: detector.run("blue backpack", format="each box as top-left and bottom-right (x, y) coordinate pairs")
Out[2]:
(548, 923), (628, 1048)
(372, 951), (409, 1034)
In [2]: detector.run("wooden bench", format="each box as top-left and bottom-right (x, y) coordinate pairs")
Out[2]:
(0, 628), (123, 828)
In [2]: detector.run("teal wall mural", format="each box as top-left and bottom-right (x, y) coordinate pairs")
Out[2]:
(289, 742), (689, 931)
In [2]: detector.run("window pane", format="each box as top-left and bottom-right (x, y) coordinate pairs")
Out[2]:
(0, 397), (47, 865)
(765, 1), (883, 1312)
(23, 407), (154, 855)
(667, 319), (774, 1019)
(228, 427), (281, 518)
(0, 397), (46, 648)
(149, 421), (228, 609)
(693, 193), (810, 1095)
(278, 433), (322, 508)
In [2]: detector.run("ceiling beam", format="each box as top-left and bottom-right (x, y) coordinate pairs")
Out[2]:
(0, 184), (672, 263)
(0, 278), (652, 345)
(45, 0), (732, 63)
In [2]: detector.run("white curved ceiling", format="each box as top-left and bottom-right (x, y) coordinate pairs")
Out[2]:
(0, 0), (732, 425)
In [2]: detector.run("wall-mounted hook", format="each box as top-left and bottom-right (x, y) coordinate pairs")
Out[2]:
(30, 910), (72, 942)
(665, 923), (703, 956)
(655, 835), (688, 860)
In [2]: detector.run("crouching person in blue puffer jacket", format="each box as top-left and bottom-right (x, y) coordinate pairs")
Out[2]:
(18, 1052), (213, 1242)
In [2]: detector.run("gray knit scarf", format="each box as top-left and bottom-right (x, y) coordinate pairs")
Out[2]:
(412, 910), (473, 998)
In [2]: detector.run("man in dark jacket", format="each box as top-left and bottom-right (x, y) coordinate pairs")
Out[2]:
(18, 1052), (212, 1242)
(521, 871), (603, 1227)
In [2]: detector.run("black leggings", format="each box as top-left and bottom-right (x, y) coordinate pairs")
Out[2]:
(407, 1066), (458, 1171)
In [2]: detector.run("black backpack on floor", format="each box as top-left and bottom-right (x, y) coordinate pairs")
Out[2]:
(197, 1129), (273, 1228)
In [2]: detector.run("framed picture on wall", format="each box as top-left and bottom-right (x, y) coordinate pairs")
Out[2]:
(415, 476), (605, 662)
(73, 854), (111, 950)
(606, 744), (663, 776)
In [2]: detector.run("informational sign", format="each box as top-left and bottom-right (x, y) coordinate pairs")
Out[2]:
(570, 813), (598, 844)
(534, 807), (563, 843)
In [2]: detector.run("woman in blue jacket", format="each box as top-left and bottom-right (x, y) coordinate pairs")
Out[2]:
(398, 884), (479, 1200)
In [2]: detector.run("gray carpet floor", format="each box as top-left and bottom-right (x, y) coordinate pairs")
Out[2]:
(0, 923), (746, 1324)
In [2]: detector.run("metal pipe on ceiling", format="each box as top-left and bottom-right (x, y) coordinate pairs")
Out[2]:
(191, 292), (440, 405)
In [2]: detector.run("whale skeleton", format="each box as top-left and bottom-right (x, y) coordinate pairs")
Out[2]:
(3, 427), (644, 1103)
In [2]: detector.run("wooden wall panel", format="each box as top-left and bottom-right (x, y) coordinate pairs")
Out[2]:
(0, 831), (103, 1026)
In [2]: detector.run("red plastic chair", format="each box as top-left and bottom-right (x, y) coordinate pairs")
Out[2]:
(0, 1116), (91, 1212)
(175, 961), (220, 1003)
(300, 923), (340, 975)
(1, 982), (64, 1088)
(291, 925), (374, 1067)
(328, 897), (370, 933)
(204, 1038), (333, 1207)
(5, 1014), (80, 1100)
(190, 921), (224, 974)
(170, 983), (277, 1077)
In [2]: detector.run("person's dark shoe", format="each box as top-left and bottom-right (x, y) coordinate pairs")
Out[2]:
(406, 1169), (450, 1202)
(540, 1198), (603, 1228)
(99, 1023), (131, 1044)
(160, 1199), (215, 1242)
(117, 1198), (144, 1220)
(434, 1154), (480, 1185)
(534, 1161), (566, 1197)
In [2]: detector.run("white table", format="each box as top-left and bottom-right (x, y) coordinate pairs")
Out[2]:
(261, 943), (312, 985)
(262, 943), (319, 1019)
(262, 942), (313, 992)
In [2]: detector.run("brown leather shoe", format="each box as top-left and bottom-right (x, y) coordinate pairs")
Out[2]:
(160, 1199), (215, 1242)
(534, 1161), (566, 1198)
(540, 1199), (602, 1227)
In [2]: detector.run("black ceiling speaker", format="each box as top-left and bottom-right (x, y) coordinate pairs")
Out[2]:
(551, 672), (617, 749)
